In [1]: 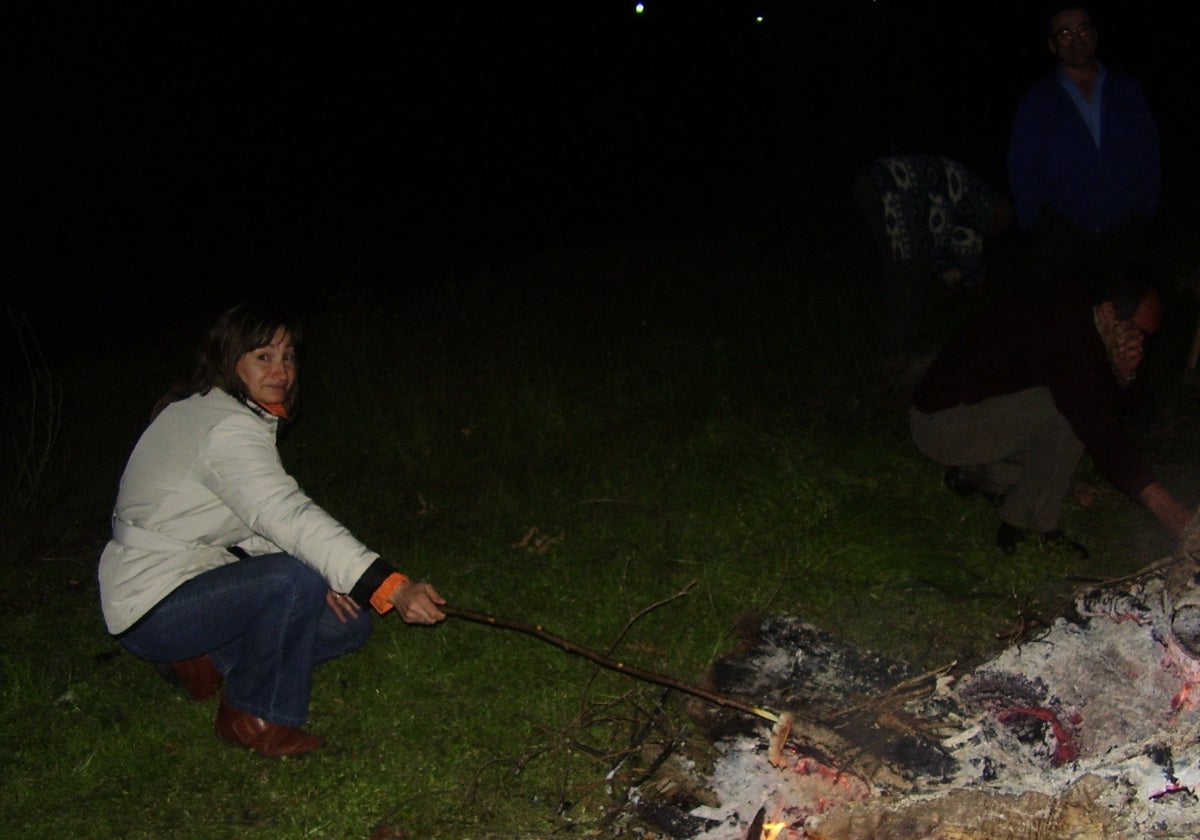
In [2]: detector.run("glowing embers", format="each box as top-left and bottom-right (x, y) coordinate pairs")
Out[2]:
(1166, 576), (1200, 713)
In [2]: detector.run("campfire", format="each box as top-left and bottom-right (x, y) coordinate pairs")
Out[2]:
(627, 548), (1200, 839)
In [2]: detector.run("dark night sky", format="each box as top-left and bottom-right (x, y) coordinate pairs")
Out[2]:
(9, 1), (1196, 343)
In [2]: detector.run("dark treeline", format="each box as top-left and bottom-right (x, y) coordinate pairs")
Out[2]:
(10, 2), (1193, 344)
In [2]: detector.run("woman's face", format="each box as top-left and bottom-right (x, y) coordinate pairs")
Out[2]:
(235, 327), (296, 405)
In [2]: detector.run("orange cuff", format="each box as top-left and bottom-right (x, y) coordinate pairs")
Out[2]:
(369, 572), (410, 615)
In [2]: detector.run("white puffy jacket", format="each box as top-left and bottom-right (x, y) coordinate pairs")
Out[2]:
(99, 389), (378, 634)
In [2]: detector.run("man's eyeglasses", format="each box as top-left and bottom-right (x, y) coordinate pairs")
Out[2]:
(1053, 22), (1095, 44)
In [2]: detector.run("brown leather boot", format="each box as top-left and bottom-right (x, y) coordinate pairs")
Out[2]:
(155, 654), (223, 701)
(216, 698), (324, 757)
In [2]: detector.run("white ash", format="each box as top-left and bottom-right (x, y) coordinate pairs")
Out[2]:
(680, 571), (1200, 839)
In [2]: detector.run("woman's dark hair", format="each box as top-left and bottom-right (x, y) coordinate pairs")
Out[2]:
(152, 302), (303, 420)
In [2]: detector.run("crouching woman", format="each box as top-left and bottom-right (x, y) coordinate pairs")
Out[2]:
(98, 301), (446, 756)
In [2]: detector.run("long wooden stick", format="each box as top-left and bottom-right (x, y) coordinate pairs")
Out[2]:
(443, 604), (784, 724)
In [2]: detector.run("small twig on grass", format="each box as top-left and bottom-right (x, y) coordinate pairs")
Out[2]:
(459, 686), (681, 821)
(1076, 553), (1197, 590)
(461, 743), (558, 805)
(576, 497), (655, 510)
(571, 581), (693, 726)
(606, 580), (696, 657)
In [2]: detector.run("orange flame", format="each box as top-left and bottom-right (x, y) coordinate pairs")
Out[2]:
(762, 821), (787, 840)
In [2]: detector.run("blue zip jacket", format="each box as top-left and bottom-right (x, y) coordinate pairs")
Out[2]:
(1007, 66), (1160, 232)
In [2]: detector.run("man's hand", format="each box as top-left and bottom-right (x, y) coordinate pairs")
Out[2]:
(1138, 482), (1193, 540)
(1108, 320), (1144, 384)
(389, 579), (447, 624)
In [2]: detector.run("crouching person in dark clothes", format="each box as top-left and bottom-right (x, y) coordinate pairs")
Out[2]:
(908, 264), (1192, 555)
(98, 301), (446, 756)
(854, 154), (1013, 363)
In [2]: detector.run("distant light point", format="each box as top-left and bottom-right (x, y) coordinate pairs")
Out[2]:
(635, 2), (645, 14)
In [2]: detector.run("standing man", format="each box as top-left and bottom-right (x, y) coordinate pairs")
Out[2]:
(909, 264), (1192, 556)
(1006, 5), (1160, 289)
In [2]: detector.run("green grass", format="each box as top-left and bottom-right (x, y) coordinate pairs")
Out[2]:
(3, 200), (1200, 838)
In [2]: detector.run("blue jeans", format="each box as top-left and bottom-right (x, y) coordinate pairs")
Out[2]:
(119, 553), (372, 727)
